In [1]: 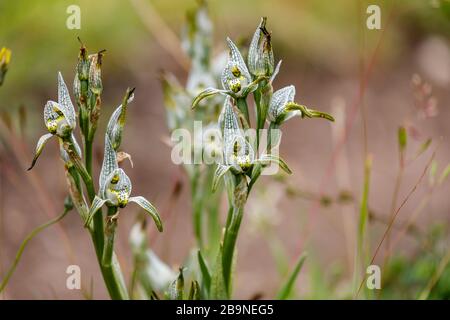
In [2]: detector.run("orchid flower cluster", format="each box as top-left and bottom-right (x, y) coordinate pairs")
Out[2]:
(28, 42), (162, 300)
(161, 1), (226, 254)
(190, 17), (334, 299)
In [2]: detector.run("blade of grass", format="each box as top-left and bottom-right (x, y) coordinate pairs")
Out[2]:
(198, 250), (211, 292)
(0, 207), (71, 293)
(418, 250), (450, 300)
(353, 154), (372, 296)
(355, 150), (436, 299)
(277, 252), (308, 300)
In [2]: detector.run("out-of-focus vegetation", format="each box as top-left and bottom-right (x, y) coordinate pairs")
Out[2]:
(1, 0), (449, 115)
(1, 0), (449, 299)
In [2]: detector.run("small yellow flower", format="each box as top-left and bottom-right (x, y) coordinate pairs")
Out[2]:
(0, 47), (12, 86)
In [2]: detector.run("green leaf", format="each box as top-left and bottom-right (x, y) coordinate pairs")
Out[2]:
(277, 252), (308, 300)
(197, 251), (211, 293)
(188, 280), (201, 300)
(210, 246), (228, 299)
(398, 126), (407, 152)
(129, 196), (163, 232)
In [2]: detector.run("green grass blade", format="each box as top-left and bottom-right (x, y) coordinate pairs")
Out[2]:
(197, 250), (211, 292)
(0, 208), (70, 293)
(277, 252), (308, 300)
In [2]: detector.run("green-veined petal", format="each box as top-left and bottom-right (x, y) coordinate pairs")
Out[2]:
(28, 133), (53, 170)
(285, 102), (335, 122)
(212, 165), (232, 192)
(99, 136), (118, 195)
(191, 87), (229, 109)
(57, 72), (76, 129)
(258, 154), (292, 174)
(129, 196), (163, 232)
(84, 195), (107, 228)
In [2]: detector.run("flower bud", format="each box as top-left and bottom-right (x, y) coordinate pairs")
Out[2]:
(0, 47), (12, 86)
(88, 50), (105, 96)
(248, 17), (274, 77)
(106, 87), (135, 151)
(268, 85), (296, 123)
(76, 38), (89, 81)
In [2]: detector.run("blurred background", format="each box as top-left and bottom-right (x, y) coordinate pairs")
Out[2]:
(0, 0), (449, 299)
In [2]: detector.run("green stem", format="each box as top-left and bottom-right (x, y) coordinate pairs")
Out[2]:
(102, 206), (118, 267)
(222, 204), (244, 298)
(205, 166), (221, 258)
(70, 136), (127, 299)
(267, 122), (280, 154)
(85, 137), (93, 178)
(221, 175), (247, 298)
(254, 80), (271, 149)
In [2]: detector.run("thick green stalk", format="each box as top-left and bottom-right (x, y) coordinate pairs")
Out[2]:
(85, 137), (93, 178)
(102, 206), (118, 267)
(222, 205), (244, 298)
(267, 122), (280, 154)
(205, 165), (221, 259)
(73, 135), (128, 299)
(221, 175), (247, 298)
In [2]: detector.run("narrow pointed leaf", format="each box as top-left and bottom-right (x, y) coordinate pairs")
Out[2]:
(277, 252), (308, 300)
(210, 246), (228, 299)
(198, 250), (211, 292)
(188, 280), (201, 300)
